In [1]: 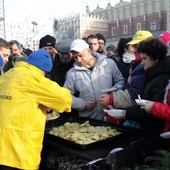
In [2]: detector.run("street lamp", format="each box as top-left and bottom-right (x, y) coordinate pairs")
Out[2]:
(31, 21), (38, 51)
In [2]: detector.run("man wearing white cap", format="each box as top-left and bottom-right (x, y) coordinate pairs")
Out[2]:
(64, 39), (125, 120)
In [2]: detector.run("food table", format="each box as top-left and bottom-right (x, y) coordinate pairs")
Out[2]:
(39, 115), (169, 170)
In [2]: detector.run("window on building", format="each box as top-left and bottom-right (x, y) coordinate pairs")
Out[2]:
(137, 4), (140, 16)
(112, 27), (116, 36)
(124, 25), (128, 34)
(151, 21), (156, 30)
(137, 23), (141, 31)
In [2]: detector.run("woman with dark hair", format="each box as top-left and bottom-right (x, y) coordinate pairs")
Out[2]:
(108, 38), (170, 136)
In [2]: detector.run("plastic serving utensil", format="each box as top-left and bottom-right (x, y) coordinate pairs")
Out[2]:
(138, 94), (145, 104)
(86, 147), (123, 165)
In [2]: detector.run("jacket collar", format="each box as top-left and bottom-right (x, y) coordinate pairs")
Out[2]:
(15, 61), (43, 74)
(74, 52), (107, 71)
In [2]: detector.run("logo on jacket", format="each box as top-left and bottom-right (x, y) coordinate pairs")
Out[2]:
(0, 95), (12, 100)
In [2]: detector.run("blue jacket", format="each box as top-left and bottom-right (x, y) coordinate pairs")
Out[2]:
(123, 60), (146, 129)
(125, 62), (146, 100)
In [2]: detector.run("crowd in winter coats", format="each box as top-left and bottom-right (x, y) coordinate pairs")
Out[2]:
(0, 30), (170, 170)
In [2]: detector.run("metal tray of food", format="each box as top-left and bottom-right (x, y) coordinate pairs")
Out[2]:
(45, 117), (135, 150)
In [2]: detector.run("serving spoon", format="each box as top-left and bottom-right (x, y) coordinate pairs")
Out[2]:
(85, 148), (123, 165)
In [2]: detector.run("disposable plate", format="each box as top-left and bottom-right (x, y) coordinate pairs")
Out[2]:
(47, 115), (60, 121)
(135, 99), (149, 105)
(160, 131), (170, 139)
(103, 108), (125, 118)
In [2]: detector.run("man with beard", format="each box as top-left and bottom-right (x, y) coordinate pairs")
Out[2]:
(3, 40), (25, 72)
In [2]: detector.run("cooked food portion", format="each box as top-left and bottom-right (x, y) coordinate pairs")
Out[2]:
(49, 121), (121, 144)
(47, 111), (59, 119)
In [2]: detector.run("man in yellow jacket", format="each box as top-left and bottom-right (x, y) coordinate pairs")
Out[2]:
(0, 49), (72, 170)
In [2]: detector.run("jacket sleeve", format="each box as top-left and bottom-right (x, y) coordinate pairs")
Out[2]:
(152, 102), (170, 121)
(27, 74), (72, 113)
(108, 59), (125, 90)
(125, 64), (146, 100)
(126, 74), (146, 100)
(113, 89), (135, 108)
(126, 106), (165, 135)
(64, 71), (86, 111)
(126, 106), (148, 122)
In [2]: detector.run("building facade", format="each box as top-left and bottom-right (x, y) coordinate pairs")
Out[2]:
(104, 0), (167, 44)
(54, 14), (109, 41)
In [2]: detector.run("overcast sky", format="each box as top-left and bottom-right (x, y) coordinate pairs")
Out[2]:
(4, 0), (131, 42)
(5, 0), (131, 25)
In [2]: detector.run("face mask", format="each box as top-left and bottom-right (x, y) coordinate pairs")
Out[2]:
(122, 53), (135, 63)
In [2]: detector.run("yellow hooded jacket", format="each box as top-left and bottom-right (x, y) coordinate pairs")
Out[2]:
(0, 62), (72, 169)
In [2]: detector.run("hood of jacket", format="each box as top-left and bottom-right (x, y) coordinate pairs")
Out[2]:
(74, 52), (107, 70)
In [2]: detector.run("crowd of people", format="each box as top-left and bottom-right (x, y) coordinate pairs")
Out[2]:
(0, 30), (169, 169)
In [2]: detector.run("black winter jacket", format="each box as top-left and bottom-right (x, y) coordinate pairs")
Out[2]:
(126, 56), (170, 136)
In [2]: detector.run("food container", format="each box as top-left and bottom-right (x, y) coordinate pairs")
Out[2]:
(45, 117), (135, 150)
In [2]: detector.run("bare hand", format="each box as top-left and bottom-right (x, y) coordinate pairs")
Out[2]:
(140, 101), (155, 113)
(85, 99), (96, 110)
(98, 94), (110, 107)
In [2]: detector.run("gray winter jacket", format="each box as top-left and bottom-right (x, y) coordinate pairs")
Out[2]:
(64, 52), (125, 120)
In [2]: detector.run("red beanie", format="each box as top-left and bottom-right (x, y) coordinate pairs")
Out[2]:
(159, 31), (170, 47)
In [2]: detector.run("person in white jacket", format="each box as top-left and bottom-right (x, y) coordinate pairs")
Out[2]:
(64, 39), (125, 120)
